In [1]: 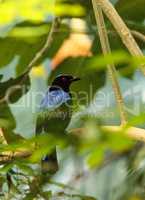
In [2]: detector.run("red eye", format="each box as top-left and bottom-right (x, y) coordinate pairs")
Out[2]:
(62, 77), (65, 81)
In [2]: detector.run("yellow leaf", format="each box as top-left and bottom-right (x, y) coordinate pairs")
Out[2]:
(31, 66), (46, 77)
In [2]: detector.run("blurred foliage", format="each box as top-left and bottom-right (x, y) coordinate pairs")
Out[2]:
(0, 0), (145, 199)
(115, 0), (145, 22)
(0, 0), (84, 25)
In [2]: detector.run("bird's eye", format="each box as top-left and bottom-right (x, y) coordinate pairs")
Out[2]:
(62, 77), (66, 81)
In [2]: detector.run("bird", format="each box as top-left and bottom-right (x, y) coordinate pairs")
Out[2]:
(35, 74), (80, 174)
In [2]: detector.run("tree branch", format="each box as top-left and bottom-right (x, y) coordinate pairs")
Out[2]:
(95, 0), (145, 75)
(131, 30), (145, 43)
(0, 151), (32, 164)
(0, 16), (59, 106)
(92, 1), (127, 125)
(24, 17), (59, 74)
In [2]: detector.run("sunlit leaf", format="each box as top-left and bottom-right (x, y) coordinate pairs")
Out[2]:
(0, 0), (84, 25)
(87, 145), (105, 168)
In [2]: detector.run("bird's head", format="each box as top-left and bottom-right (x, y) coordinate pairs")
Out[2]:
(50, 74), (80, 92)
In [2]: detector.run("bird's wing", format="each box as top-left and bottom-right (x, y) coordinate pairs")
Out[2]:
(40, 89), (71, 111)
(36, 89), (71, 135)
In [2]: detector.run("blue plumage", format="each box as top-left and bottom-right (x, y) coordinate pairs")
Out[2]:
(40, 89), (71, 110)
(35, 74), (80, 174)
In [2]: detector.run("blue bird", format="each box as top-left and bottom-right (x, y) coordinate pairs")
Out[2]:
(36, 74), (80, 174)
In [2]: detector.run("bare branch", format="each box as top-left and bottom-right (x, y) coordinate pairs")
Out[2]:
(131, 30), (145, 43)
(92, 1), (127, 125)
(96, 0), (145, 75)
(25, 17), (59, 74)
(0, 151), (32, 164)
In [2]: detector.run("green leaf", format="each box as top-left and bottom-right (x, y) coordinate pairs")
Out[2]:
(0, 32), (47, 75)
(127, 114), (145, 127)
(0, 22), (69, 76)
(0, 72), (29, 143)
(87, 145), (105, 168)
(0, 102), (16, 130)
(106, 131), (135, 152)
(85, 51), (130, 70)
(15, 162), (34, 175)
(0, 163), (14, 174)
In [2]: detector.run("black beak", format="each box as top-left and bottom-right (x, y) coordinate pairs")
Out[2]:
(72, 77), (80, 82)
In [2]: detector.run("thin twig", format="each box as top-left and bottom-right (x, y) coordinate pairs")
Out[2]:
(24, 17), (59, 74)
(95, 0), (145, 75)
(92, 1), (127, 125)
(131, 30), (145, 43)
(0, 17), (59, 105)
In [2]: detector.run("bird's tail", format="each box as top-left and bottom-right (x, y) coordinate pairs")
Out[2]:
(41, 148), (58, 174)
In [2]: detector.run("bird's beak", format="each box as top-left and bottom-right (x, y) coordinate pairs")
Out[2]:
(72, 77), (80, 82)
